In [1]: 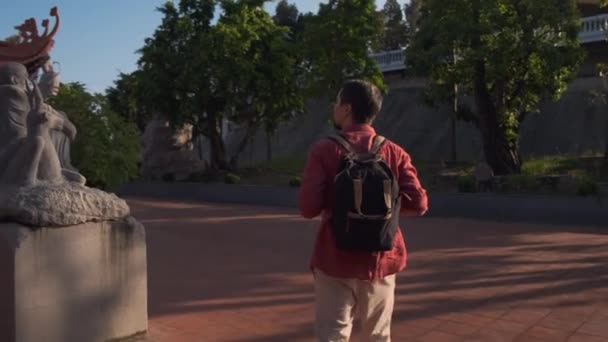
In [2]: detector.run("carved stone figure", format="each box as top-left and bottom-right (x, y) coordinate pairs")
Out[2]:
(0, 8), (132, 228)
(38, 58), (60, 98)
(0, 62), (84, 185)
(141, 118), (206, 180)
(38, 59), (80, 172)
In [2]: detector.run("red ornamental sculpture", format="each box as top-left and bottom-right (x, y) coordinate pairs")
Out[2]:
(0, 7), (60, 76)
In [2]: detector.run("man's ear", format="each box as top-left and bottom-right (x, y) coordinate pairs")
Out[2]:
(345, 103), (353, 116)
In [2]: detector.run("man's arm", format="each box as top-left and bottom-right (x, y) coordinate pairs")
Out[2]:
(298, 142), (327, 219)
(398, 150), (428, 217)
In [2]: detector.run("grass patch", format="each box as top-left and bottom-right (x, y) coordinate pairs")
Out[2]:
(522, 156), (580, 176)
(236, 155), (307, 186)
(264, 156), (307, 175)
(522, 155), (607, 180)
(181, 153), (606, 196)
(224, 173), (241, 184)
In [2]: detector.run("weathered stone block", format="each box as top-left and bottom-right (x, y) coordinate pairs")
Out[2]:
(0, 217), (147, 342)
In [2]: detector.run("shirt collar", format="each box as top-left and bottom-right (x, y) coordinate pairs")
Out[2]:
(341, 123), (376, 134)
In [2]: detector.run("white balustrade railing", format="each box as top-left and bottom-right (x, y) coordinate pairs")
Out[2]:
(579, 14), (608, 43)
(370, 49), (406, 73)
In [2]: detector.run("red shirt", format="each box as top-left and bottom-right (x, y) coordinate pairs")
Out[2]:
(298, 124), (428, 281)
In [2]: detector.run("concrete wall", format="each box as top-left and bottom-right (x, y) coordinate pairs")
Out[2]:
(224, 77), (607, 166)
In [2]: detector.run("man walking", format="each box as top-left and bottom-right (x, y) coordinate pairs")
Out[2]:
(299, 80), (428, 342)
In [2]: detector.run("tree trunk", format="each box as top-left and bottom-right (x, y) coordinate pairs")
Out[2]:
(450, 82), (458, 162)
(450, 116), (457, 162)
(229, 123), (258, 170)
(450, 47), (460, 162)
(266, 131), (273, 163)
(207, 114), (228, 170)
(479, 121), (522, 175)
(469, 4), (521, 176)
(475, 96), (522, 175)
(605, 117), (608, 159)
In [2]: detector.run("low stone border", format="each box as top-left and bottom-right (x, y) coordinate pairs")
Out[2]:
(119, 181), (607, 227)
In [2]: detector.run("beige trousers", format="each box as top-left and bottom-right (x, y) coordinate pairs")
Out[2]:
(313, 269), (396, 342)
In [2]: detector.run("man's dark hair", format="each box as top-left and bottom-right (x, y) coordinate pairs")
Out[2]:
(339, 79), (383, 124)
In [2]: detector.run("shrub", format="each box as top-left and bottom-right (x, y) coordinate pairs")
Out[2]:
(49, 83), (141, 190)
(186, 171), (221, 183)
(162, 173), (175, 182)
(575, 175), (599, 197)
(262, 156), (307, 175)
(523, 156), (572, 176)
(504, 174), (542, 193)
(289, 176), (302, 187)
(457, 175), (477, 193)
(224, 173), (241, 184)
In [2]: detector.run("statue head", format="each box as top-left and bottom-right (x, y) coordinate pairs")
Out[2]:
(42, 59), (53, 73)
(0, 62), (30, 90)
(39, 59), (60, 98)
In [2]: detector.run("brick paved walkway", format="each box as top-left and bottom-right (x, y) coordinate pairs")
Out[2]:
(128, 198), (608, 342)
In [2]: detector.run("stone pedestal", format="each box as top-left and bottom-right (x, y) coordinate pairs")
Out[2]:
(0, 217), (147, 342)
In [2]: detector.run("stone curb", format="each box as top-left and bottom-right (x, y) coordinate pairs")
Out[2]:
(119, 181), (607, 227)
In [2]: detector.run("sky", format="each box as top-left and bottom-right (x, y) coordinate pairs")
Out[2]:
(0, 0), (407, 93)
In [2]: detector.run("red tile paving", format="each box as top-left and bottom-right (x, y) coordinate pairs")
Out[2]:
(127, 198), (608, 342)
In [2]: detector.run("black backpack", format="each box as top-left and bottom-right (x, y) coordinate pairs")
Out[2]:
(328, 134), (401, 252)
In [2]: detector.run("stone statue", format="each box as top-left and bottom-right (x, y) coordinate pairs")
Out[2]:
(141, 117), (206, 181)
(38, 59), (60, 98)
(0, 8), (131, 229)
(38, 59), (80, 173)
(0, 62), (84, 185)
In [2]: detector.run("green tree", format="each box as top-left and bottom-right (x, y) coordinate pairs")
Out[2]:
(301, 0), (386, 97)
(136, 0), (303, 170)
(380, 0), (407, 51)
(106, 70), (150, 131)
(273, 0), (299, 28)
(49, 83), (141, 189)
(404, 0), (423, 37)
(408, 0), (584, 174)
(215, 0), (304, 166)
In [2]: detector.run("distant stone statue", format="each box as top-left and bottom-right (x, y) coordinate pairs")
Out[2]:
(0, 62), (84, 185)
(474, 161), (494, 192)
(38, 59), (80, 173)
(141, 117), (206, 181)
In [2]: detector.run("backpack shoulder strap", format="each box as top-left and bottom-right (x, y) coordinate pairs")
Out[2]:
(370, 135), (387, 155)
(328, 134), (355, 156)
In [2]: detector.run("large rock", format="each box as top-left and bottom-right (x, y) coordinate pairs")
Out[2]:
(0, 217), (147, 342)
(0, 182), (130, 227)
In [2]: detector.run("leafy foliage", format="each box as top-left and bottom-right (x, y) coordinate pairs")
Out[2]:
(49, 83), (141, 189)
(301, 0), (386, 96)
(379, 0), (407, 51)
(136, 0), (303, 170)
(106, 70), (150, 131)
(404, 0), (423, 37)
(408, 0), (584, 175)
(273, 0), (299, 28)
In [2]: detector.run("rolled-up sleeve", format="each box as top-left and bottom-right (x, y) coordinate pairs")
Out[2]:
(397, 151), (428, 217)
(298, 143), (327, 219)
